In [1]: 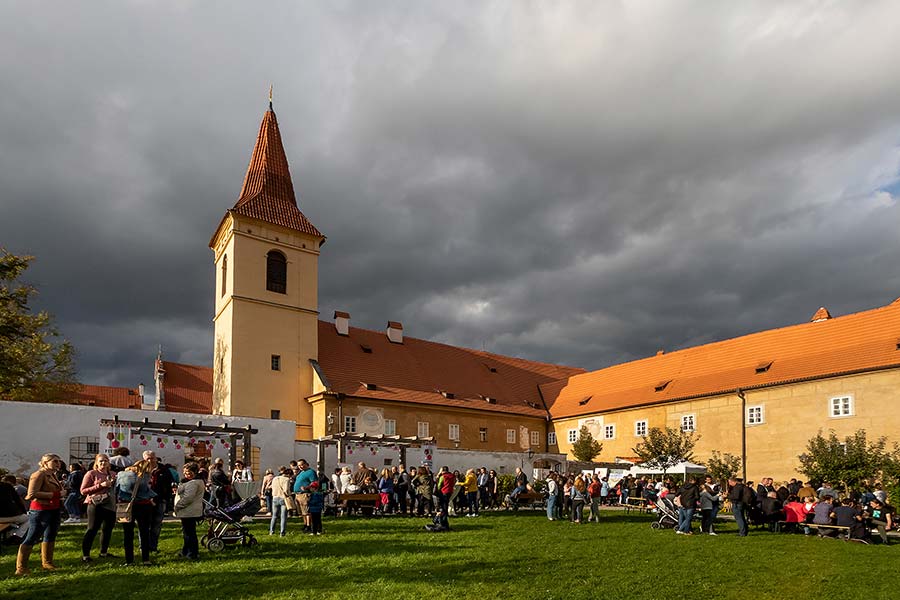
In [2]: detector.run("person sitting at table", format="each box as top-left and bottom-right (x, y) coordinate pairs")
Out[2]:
(831, 497), (868, 542)
(812, 494), (835, 536)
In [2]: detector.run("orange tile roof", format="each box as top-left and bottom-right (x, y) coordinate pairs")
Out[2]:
(71, 384), (142, 409)
(223, 108), (322, 238)
(316, 320), (584, 417)
(548, 300), (900, 419)
(160, 361), (212, 414)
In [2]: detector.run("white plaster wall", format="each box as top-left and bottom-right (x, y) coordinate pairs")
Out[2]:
(0, 400), (297, 476)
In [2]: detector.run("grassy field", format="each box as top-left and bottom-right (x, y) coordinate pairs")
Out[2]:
(1, 511), (895, 600)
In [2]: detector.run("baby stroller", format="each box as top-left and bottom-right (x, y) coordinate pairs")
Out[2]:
(650, 496), (678, 529)
(201, 495), (261, 551)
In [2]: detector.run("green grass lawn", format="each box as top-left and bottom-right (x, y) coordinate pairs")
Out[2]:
(1, 511), (895, 599)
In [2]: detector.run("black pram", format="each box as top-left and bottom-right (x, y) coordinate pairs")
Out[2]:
(202, 495), (260, 551)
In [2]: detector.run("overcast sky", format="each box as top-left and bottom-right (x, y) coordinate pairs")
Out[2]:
(2, 1), (899, 391)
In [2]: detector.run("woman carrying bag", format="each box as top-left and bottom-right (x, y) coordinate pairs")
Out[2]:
(115, 459), (156, 566)
(80, 453), (118, 562)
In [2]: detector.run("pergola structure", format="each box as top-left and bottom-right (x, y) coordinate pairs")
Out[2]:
(105, 415), (258, 468)
(315, 432), (436, 473)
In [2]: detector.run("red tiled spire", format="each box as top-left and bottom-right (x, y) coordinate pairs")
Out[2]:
(230, 106), (322, 238)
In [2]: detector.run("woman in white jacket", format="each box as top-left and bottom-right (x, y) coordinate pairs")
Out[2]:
(173, 462), (205, 560)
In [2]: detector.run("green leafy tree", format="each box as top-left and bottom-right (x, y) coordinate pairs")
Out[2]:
(705, 450), (742, 487)
(632, 426), (698, 475)
(571, 426), (603, 462)
(798, 429), (888, 493)
(0, 248), (77, 402)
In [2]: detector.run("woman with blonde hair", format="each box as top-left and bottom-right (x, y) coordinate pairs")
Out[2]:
(115, 458), (157, 566)
(80, 453), (117, 562)
(16, 453), (64, 575)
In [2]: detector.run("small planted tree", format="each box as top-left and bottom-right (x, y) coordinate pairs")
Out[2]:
(632, 426), (697, 476)
(798, 429), (888, 493)
(571, 426), (603, 462)
(705, 450), (742, 487)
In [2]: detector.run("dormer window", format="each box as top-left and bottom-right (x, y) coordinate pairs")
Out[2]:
(578, 396), (592, 406)
(654, 380), (672, 392)
(755, 361), (773, 374)
(266, 250), (287, 294)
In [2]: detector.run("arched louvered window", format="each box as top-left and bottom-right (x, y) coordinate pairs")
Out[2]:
(220, 254), (227, 297)
(266, 250), (287, 294)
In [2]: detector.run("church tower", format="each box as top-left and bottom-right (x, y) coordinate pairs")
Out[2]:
(209, 99), (324, 439)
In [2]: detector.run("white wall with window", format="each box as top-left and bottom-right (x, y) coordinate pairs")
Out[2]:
(506, 429), (516, 444)
(681, 414), (695, 432)
(448, 423), (460, 441)
(417, 421), (430, 437)
(634, 420), (647, 437)
(567, 429), (577, 443)
(829, 395), (853, 417)
(604, 424), (616, 439)
(384, 419), (396, 435)
(746, 406), (764, 425)
(344, 415), (357, 433)
(548, 432), (557, 445)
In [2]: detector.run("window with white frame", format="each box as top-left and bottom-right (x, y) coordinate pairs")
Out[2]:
(635, 420), (647, 437)
(567, 429), (577, 443)
(681, 414), (695, 432)
(746, 406), (764, 425)
(417, 421), (429, 437)
(506, 429), (516, 444)
(384, 419), (396, 435)
(530, 430), (540, 446)
(448, 423), (460, 441)
(479, 428), (487, 442)
(604, 424), (616, 439)
(830, 396), (853, 417)
(548, 432), (557, 445)
(344, 416), (357, 433)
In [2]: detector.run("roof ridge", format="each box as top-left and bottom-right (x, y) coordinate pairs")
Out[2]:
(317, 318), (584, 374)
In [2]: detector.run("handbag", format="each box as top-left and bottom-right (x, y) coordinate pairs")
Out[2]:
(116, 476), (140, 524)
(90, 492), (109, 506)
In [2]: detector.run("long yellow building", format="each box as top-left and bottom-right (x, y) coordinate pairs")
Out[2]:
(152, 102), (900, 482)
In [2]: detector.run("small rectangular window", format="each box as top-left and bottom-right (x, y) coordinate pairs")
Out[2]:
(449, 424), (460, 441)
(830, 396), (853, 417)
(417, 421), (429, 437)
(270, 410), (280, 420)
(635, 420), (647, 437)
(344, 416), (357, 433)
(548, 432), (557, 445)
(681, 414), (695, 432)
(384, 419), (396, 435)
(271, 355), (281, 371)
(530, 430), (540, 446)
(506, 429), (516, 444)
(746, 406), (764, 425)
(479, 428), (487, 442)
(604, 424), (616, 440)
(567, 429), (577, 443)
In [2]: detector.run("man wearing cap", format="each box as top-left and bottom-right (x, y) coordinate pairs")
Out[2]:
(292, 459), (317, 533)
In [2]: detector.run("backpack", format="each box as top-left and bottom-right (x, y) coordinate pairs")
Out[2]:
(740, 484), (754, 505)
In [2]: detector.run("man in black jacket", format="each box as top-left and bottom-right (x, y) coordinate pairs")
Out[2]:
(727, 478), (750, 536)
(675, 478), (700, 535)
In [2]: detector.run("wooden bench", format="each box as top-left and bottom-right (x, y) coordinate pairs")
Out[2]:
(774, 521), (850, 538)
(621, 497), (651, 514)
(337, 493), (380, 517)
(505, 491), (545, 511)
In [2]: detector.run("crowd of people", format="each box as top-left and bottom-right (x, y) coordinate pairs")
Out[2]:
(4, 452), (897, 576)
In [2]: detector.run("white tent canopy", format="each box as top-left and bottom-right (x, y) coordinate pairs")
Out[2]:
(627, 460), (707, 476)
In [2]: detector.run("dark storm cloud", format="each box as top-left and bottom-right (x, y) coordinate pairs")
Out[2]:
(1, 1), (899, 389)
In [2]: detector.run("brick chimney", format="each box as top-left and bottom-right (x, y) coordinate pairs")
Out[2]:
(386, 321), (403, 344)
(334, 311), (350, 336)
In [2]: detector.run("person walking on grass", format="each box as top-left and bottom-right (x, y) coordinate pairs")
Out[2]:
(16, 453), (64, 576)
(173, 462), (205, 560)
(80, 454), (117, 562)
(727, 478), (751, 537)
(675, 477), (700, 535)
(270, 466), (292, 537)
(546, 473), (558, 521)
(588, 475), (603, 522)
